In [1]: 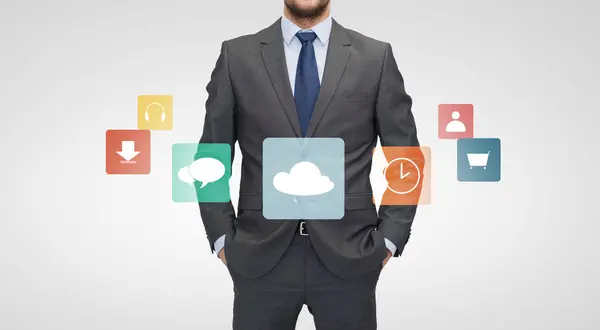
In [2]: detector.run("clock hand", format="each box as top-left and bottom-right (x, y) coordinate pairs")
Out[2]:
(400, 162), (411, 179)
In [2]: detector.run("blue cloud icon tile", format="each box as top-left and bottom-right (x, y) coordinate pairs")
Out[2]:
(262, 138), (344, 220)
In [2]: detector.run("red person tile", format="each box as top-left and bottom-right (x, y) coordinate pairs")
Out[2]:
(438, 104), (474, 139)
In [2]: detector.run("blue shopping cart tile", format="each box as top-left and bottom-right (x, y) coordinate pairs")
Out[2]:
(457, 138), (501, 182)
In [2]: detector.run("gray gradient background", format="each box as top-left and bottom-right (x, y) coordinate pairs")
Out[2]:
(1, 0), (599, 329)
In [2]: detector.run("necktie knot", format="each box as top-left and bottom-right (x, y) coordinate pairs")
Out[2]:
(296, 31), (318, 44)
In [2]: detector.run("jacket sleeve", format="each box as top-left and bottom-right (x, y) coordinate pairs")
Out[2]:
(197, 40), (237, 253)
(374, 43), (422, 258)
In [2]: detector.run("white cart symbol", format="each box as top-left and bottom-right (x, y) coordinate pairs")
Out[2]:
(467, 150), (491, 169)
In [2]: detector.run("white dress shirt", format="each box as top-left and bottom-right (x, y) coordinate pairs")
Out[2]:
(213, 15), (397, 257)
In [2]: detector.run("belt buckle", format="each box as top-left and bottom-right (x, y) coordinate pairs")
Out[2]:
(299, 221), (308, 236)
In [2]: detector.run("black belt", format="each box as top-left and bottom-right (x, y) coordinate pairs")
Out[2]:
(298, 221), (308, 236)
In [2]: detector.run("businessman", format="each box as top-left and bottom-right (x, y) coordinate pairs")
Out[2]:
(198, 0), (420, 329)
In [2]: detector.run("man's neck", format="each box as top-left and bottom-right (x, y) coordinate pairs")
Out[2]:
(283, 8), (330, 30)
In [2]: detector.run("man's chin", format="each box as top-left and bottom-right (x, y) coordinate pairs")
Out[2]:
(285, 0), (329, 19)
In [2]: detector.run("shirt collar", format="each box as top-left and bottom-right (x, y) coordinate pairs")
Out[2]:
(281, 15), (332, 46)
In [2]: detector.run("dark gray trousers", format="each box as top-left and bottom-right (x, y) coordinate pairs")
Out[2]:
(227, 229), (382, 330)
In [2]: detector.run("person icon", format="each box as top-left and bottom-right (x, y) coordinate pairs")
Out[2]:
(445, 111), (467, 133)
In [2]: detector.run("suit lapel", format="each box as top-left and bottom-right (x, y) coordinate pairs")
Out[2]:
(305, 19), (351, 137)
(260, 18), (302, 137)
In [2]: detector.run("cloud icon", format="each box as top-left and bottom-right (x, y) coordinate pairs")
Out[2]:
(273, 161), (334, 196)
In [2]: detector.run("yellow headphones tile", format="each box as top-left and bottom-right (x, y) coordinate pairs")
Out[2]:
(138, 95), (173, 130)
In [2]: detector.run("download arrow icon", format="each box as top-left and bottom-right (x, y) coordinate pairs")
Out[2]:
(116, 141), (140, 161)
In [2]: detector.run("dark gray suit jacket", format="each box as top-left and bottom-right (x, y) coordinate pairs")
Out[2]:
(198, 18), (420, 280)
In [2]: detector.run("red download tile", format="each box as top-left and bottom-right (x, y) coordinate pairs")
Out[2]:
(106, 130), (150, 174)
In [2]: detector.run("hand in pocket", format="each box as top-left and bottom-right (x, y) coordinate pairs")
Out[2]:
(382, 249), (392, 268)
(218, 249), (227, 266)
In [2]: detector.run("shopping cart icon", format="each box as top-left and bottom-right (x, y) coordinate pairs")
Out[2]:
(458, 138), (501, 182)
(466, 150), (491, 169)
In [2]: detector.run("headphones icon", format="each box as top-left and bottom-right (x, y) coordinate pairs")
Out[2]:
(144, 102), (166, 122)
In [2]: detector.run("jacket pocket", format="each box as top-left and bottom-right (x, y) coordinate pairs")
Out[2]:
(238, 193), (262, 210)
(344, 193), (375, 210)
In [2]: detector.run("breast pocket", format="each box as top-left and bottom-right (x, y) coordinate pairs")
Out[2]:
(334, 92), (370, 103)
(332, 59), (380, 103)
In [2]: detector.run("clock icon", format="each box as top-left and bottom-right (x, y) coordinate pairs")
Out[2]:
(382, 157), (421, 195)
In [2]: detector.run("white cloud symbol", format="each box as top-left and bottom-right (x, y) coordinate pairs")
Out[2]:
(273, 161), (335, 196)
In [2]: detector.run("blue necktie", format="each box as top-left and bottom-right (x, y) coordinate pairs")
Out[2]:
(294, 32), (320, 136)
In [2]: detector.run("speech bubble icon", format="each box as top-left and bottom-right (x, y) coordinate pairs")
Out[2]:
(177, 166), (195, 186)
(189, 157), (226, 188)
